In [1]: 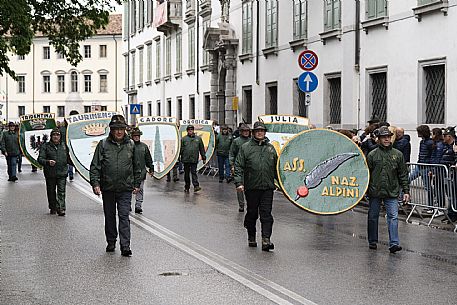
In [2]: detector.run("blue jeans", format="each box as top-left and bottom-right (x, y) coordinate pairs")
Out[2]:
(217, 155), (230, 180)
(409, 165), (433, 206)
(6, 155), (17, 179)
(368, 197), (399, 248)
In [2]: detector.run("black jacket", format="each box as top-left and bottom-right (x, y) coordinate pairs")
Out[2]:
(417, 137), (433, 164)
(393, 135), (411, 163)
(440, 142), (456, 167)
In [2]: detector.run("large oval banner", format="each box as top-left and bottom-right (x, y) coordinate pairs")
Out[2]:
(277, 129), (369, 215)
(66, 111), (118, 182)
(179, 119), (215, 170)
(19, 113), (57, 168)
(137, 116), (180, 180)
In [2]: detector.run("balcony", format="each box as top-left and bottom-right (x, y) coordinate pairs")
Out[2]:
(185, 0), (196, 24)
(199, 0), (212, 18)
(413, 0), (448, 21)
(155, 0), (183, 34)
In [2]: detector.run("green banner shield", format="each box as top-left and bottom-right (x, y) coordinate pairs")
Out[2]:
(19, 113), (57, 168)
(137, 116), (181, 180)
(277, 129), (369, 215)
(66, 111), (118, 182)
(179, 119), (215, 170)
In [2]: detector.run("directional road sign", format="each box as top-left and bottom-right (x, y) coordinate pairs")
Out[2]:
(298, 50), (318, 71)
(298, 72), (318, 93)
(130, 104), (141, 115)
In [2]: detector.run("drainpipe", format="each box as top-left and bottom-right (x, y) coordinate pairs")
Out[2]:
(355, 0), (361, 131)
(255, 0), (260, 85)
(196, 2), (200, 96)
(127, 2), (131, 122)
(113, 35), (118, 112)
(32, 42), (35, 113)
(5, 75), (8, 122)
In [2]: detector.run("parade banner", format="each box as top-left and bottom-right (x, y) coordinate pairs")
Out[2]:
(19, 113), (57, 168)
(277, 129), (369, 215)
(137, 116), (180, 180)
(179, 119), (215, 170)
(66, 111), (118, 182)
(258, 115), (310, 155)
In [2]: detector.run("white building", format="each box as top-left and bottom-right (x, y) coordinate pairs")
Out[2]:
(124, 0), (454, 158)
(0, 14), (124, 122)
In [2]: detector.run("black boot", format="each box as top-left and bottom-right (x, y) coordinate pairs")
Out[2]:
(261, 238), (274, 252)
(106, 243), (115, 252)
(248, 236), (257, 247)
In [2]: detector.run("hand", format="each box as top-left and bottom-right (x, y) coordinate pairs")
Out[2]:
(236, 185), (244, 193)
(133, 187), (140, 194)
(402, 193), (410, 204)
(49, 160), (56, 166)
(4, 152), (7, 157)
(93, 186), (101, 195)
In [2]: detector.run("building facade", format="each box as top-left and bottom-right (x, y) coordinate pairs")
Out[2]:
(0, 14), (124, 122)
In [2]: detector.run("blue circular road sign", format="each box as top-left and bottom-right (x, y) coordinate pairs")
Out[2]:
(298, 72), (319, 93)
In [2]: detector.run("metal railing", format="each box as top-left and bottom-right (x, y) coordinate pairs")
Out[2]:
(199, 154), (219, 177)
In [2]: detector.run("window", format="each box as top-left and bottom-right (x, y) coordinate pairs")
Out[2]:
(124, 54), (129, 88)
(124, 2), (129, 39)
(43, 75), (50, 93)
(243, 86), (253, 124)
(366, 0), (387, 19)
(167, 98), (172, 116)
(166, 36), (171, 77)
(99, 45), (107, 58)
(43, 106), (51, 113)
(139, 48), (144, 84)
(43, 46), (50, 59)
(146, 43), (152, 81)
(242, 1), (253, 54)
(57, 52), (64, 59)
(368, 71), (387, 122)
(327, 76), (341, 124)
(265, 82), (278, 115)
(100, 74), (108, 92)
(84, 106), (91, 113)
(84, 75), (91, 92)
(156, 101), (161, 116)
(146, 0), (154, 24)
(189, 96), (195, 119)
(177, 97), (183, 120)
(148, 101), (152, 116)
(130, 1), (137, 34)
(155, 40), (161, 79)
(293, 0), (307, 40)
(71, 71), (78, 92)
(265, 0), (278, 48)
(84, 45), (91, 58)
(176, 31), (182, 74)
(204, 94), (210, 120)
(139, 0), (145, 30)
(18, 55), (25, 60)
(57, 75), (65, 93)
(18, 106), (25, 116)
(188, 25), (195, 70)
(58, 106), (65, 117)
(424, 64), (445, 124)
(131, 51), (136, 86)
(17, 75), (25, 93)
(324, 0), (341, 31)
(202, 20), (210, 66)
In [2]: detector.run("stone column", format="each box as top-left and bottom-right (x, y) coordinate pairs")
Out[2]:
(209, 50), (219, 122)
(223, 40), (238, 128)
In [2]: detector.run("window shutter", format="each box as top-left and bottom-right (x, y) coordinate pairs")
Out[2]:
(266, 0), (272, 47)
(333, 0), (341, 29)
(366, 0), (376, 19)
(418, 0), (433, 6)
(300, 0), (307, 39)
(376, 0), (387, 17)
(272, 1), (278, 46)
(324, 0), (333, 31)
(293, 0), (300, 39)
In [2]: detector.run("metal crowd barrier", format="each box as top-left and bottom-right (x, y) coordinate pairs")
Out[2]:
(199, 154), (219, 177)
(406, 162), (457, 231)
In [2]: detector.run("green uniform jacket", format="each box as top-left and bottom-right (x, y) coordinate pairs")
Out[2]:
(1, 130), (20, 156)
(134, 141), (154, 180)
(216, 134), (233, 157)
(59, 125), (67, 146)
(180, 135), (206, 164)
(234, 138), (278, 191)
(89, 135), (142, 192)
(38, 141), (70, 178)
(229, 136), (250, 167)
(367, 145), (409, 198)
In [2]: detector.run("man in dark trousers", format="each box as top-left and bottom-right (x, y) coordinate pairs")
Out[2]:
(90, 115), (141, 257)
(229, 123), (251, 212)
(440, 127), (457, 224)
(234, 121), (277, 251)
(216, 125), (233, 183)
(130, 127), (154, 214)
(179, 125), (206, 193)
(367, 126), (410, 253)
(1, 122), (20, 181)
(38, 128), (70, 216)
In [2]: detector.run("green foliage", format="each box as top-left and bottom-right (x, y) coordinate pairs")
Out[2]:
(0, 0), (121, 79)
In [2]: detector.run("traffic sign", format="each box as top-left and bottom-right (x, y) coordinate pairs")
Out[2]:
(130, 104), (141, 115)
(298, 72), (318, 93)
(298, 50), (318, 71)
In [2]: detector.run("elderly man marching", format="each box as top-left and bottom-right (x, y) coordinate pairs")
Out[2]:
(90, 115), (141, 257)
(130, 127), (154, 214)
(180, 125), (206, 193)
(229, 123), (251, 212)
(38, 128), (71, 216)
(234, 121), (277, 251)
(367, 126), (410, 253)
(1, 122), (21, 181)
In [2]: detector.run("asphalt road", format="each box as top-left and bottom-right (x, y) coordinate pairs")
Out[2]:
(1, 164), (457, 305)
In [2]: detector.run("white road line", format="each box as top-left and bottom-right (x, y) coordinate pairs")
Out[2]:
(70, 181), (317, 305)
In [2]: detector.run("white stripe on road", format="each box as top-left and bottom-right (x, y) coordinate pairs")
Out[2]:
(70, 180), (317, 305)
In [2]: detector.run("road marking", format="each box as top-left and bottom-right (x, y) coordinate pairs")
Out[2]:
(70, 180), (317, 305)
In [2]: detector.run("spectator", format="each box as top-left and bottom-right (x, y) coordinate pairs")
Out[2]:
(393, 128), (411, 164)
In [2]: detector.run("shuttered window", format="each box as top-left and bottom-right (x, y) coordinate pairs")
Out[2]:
(265, 0), (278, 48)
(324, 0), (341, 31)
(366, 0), (387, 19)
(293, 0), (307, 40)
(242, 1), (253, 54)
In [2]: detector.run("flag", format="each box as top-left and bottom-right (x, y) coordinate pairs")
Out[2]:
(154, 0), (168, 28)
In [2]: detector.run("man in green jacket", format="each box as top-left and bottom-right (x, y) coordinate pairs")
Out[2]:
(180, 125), (206, 193)
(90, 115), (141, 257)
(1, 122), (21, 181)
(38, 128), (70, 216)
(216, 125), (233, 183)
(229, 123), (251, 212)
(367, 126), (410, 254)
(130, 127), (154, 214)
(234, 121), (277, 251)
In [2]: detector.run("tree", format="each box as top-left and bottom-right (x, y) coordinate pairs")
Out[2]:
(0, 0), (121, 79)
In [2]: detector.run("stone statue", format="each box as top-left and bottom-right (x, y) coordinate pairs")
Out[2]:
(220, 0), (230, 23)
